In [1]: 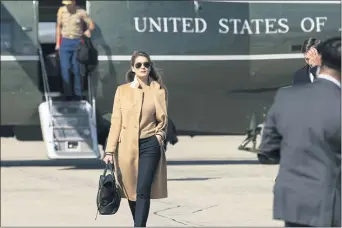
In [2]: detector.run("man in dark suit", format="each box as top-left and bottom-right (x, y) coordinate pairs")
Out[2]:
(293, 38), (323, 85)
(259, 37), (341, 227)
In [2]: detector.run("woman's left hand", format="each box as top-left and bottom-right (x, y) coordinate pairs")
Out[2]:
(156, 134), (163, 146)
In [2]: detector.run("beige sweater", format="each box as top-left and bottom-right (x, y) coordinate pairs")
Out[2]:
(137, 78), (157, 139)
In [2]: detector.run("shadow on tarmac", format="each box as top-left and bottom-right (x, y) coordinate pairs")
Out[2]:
(167, 177), (220, 181)
(0, 159), (260, 170)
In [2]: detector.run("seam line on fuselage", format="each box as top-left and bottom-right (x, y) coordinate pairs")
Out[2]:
(0, 53), (304, 61)
(205, 0), (340, 4)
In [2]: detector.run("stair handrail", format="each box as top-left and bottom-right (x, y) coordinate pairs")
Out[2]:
(38, 44), (52, 111)
(87, 68), (97, 126)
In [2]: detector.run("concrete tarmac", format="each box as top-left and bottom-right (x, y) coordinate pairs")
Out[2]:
(1, 135), (282, 227)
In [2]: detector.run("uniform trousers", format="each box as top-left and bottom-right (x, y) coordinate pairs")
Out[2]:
(59, 37), (82, 98)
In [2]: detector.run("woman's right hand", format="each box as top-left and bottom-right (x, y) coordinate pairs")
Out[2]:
(103, 154), (113, 164)
(55, 44), (60, 50)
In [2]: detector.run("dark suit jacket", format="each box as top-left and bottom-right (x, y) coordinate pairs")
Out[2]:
(260, 78), (341, 227)
(293, 65), (317, 85)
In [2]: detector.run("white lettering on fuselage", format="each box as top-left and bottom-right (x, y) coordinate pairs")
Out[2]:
(134, 17), (207, 33)
(218, 18), (289, 34)
(300, 17), (327, 32)
(133, 16), (333, 34)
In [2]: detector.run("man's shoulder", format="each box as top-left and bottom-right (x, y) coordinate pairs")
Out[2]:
(76, 7), (87, 15)
(57, 6), (66, 15)
(275, 85), (296, 98)
(275, 82), (317, 102)
(274, 85), (302, 103)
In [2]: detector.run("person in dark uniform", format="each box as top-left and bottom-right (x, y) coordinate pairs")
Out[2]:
(293, 38), (323, 85)
(260, 37), (341, 227)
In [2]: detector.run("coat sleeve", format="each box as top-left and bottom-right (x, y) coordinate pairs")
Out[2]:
(105, 87), (122, 153)
(155, 88), (168, 140)
(259, 91), (282, 160)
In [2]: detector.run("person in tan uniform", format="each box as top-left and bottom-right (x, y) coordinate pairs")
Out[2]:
(103, 51), (168, 227)
(55, 0), (95, 100)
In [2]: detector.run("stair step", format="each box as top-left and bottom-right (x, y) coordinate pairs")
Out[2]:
(51, 105), (88, 111)
(47, 92), (89, 97)
(52, 115), (90, 127)
(53, 128), (92, 138)
(54, 137), (86, 142)
(51, 110), (89, 116)
(53, 126), (91, 129)
(51, 112), (88, 118)
(51, 100), (89, 105)
(51, 114), (90, 118)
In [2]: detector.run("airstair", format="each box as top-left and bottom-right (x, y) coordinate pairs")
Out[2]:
(38, 44), (101, 159)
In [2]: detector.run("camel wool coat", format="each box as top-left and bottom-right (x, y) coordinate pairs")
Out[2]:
(105, 79), (168, 201)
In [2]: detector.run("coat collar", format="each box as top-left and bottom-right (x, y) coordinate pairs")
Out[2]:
(130, 76), (142, 88)
(317, 74), (341, 88)
(130, 76), (161, 90)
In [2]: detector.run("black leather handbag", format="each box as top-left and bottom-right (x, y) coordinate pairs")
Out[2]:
(76, 35), (98, 73)
(95, 163), (121, 219)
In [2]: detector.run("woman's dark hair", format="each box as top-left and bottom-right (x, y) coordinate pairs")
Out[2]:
(301, 37), (323, 54)
(125, 51), (165, 88)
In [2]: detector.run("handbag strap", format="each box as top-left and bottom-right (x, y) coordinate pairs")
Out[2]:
(102, 163), (115, 177)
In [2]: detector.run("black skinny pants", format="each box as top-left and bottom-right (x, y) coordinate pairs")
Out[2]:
(128, 135), (161, 227)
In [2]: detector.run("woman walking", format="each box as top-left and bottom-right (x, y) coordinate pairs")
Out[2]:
(103, 51), (168, 227)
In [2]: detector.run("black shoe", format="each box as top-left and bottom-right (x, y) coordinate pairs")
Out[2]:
(72, 96), (82, 101)
(64, 96), (73, 101)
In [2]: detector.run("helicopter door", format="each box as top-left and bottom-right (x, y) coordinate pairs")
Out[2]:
(0, 1), (41, 125)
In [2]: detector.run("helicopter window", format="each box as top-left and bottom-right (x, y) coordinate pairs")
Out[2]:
(0, 21), (12, 53)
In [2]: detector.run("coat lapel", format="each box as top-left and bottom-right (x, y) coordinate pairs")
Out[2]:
(131, 77), (144, 129)
(135, 88), (143, 123)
